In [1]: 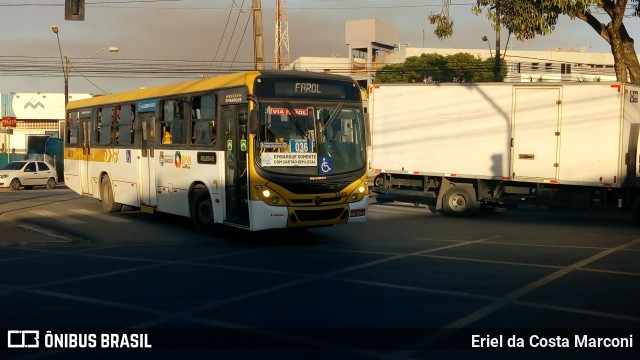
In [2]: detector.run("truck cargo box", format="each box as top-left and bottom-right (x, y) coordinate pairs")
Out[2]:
(369, 82), (640, 219)
(370, 82), (640, 187)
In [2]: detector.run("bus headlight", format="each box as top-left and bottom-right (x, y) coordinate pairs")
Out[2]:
(349, 186), (366, 202)
(257, 187), (282, 205)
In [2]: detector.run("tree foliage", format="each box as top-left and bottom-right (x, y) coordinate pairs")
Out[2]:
(374, 53), (506, 83)
(431, 0), (640, 84)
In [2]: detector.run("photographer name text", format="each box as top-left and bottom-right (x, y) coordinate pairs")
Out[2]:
(472, 334), (633, 348)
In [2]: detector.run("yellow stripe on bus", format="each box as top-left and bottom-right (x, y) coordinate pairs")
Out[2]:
(64, 148), (121, 163)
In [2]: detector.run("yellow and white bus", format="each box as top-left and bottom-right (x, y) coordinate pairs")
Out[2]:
(64, 70), (369, 233)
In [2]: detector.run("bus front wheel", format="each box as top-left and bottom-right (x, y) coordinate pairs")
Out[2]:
(191, 188), (220, 235)
(101, 176), (121, 213)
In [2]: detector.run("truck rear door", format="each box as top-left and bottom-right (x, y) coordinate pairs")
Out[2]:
(512, 87), (561, 180)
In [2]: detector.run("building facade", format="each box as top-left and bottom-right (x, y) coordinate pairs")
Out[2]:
(0, 92), (91, 155)
(287, 18), (631, 88)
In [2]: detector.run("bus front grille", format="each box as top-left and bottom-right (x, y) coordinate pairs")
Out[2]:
(293, 208), (346, 222)
(290, 195), (343, 205)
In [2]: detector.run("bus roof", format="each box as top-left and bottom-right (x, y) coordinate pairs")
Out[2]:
(66, 70), (360, 111)
(66, 71), (259, 110)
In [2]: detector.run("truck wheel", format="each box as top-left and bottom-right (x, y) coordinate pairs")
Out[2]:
(442, 186), (479, 217)
(190, 187), (221, 235)
(101, 176), (122, 213)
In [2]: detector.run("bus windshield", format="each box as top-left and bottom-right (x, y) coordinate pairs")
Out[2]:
(255, 101), (366, 175)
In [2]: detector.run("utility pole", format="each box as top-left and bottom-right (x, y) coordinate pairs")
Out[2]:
(274, 0), (290, 70)
(65, 0), (85, 21)
(252, 0), (265, 70)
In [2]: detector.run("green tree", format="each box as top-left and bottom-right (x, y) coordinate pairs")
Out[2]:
(430, 0), (640, 84)
(373, 63), (416, 83)
(374, 53), (502, 83)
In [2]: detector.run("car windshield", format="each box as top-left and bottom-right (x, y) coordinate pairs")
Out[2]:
(1, 162), (26, 170)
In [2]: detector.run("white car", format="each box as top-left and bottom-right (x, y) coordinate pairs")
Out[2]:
(0, 161), (58, 190)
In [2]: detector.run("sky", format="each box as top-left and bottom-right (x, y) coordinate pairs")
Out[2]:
(1, 0), (639, 95)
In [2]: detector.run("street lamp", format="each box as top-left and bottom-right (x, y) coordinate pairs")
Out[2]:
(482, 36), (493, 58)
(51, 26), (68, 105)
(51, 25), (119, 105)
(482, 32), (502, 82)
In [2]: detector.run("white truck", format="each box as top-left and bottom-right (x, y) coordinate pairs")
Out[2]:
(368, 82), (640, 221)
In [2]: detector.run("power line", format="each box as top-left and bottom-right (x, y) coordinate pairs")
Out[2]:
(229, 6), (254, 73)
(206, 2), (236, 75)
(218, 0), (247, 74)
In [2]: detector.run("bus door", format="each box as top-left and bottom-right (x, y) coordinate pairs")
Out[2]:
(139, 112), (157, 207)
(79, 117), (92, 195)
(222, 104), (249, 226)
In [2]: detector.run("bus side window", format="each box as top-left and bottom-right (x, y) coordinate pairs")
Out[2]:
(191, 94), (217, 146)
(67, 112), (79, 145)
(114, 106), (121, 143)
(98, 106), (114, 145)
(161, 99), (187, 144)
(117, 104), (135, 145)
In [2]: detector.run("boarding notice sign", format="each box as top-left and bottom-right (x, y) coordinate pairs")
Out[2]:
(261, 152), (317, 167)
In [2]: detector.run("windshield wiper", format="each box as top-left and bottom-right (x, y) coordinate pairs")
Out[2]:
(323, 102), (344, 137)
(283, 100), (307, 137)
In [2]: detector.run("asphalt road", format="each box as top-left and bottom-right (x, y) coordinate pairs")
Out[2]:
(1, 188), (639, 360)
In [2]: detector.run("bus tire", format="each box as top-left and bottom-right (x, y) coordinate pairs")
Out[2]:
(101, 176), (121, 213)
(191, 187), (220, 235)
(441, 185), (479, 217)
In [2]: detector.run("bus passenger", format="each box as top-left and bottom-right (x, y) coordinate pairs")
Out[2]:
(163, 130), (172, 144)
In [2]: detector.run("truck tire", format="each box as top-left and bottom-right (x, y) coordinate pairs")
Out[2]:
(442, 186), (479, 217)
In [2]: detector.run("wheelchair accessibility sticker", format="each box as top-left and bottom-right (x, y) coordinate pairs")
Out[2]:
(318, 156), (333, 174)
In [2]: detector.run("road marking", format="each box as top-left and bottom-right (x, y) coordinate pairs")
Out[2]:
(69, 208), (130, 222)
(30, 209), (131, 224)
(30, 209), (84, 224)
(17, 225), (74, 243)
(393, 237), (640, 357)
